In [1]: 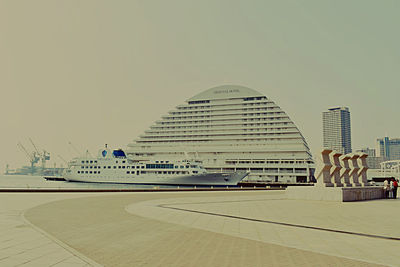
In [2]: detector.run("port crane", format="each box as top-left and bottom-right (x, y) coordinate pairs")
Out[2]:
(29, 138), (50, 171)
(17, 142), (39, 175)
(68, 141), (93, 158)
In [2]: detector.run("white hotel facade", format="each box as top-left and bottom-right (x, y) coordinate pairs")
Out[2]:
(127, 85), (314, 183)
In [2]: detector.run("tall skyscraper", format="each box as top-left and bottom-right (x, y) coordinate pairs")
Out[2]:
(377, 137), (400, 160)
(322, 107), (352, 154)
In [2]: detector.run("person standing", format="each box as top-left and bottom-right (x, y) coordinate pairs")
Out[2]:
(393, 179), (398, 199)
(383, 179), (389, 199)
(389, 180), (394, 198)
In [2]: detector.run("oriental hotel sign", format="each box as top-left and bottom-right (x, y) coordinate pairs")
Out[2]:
(214, 89), (240, 94)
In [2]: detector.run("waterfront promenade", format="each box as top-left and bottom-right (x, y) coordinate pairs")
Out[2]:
(1, 190), (399, 266)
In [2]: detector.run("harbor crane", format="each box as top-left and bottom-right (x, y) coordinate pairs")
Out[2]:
(29, 138), (50, 171)
(17, 142), (39, 175)
(68, 141), (82, 157)
(68, 141), (93, 158)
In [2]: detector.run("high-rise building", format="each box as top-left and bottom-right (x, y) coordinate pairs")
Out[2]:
(322, 107), (352, 154)
(357, 148), (376, 157)
(355, 148), (383, 169)
(377, 137), (400, 160)
(127, 85), (314, 183)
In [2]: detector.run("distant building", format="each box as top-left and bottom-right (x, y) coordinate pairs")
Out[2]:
(322, 107), (352, 154)
(357, 148), (376, 157)
(377, 137), (400, 161)
(356, 148), (383, 169)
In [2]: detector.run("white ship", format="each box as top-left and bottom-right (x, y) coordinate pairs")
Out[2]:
(63, 147), (248, 186)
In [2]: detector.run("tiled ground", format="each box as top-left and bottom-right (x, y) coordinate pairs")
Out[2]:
(0, 193), (101, 266)
(127, 192), (400, 266)
(23, 191), (394, 266)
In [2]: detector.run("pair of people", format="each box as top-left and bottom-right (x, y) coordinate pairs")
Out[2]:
(383, 178), (398, 199)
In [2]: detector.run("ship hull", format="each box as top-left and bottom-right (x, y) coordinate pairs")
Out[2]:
(64, 172), (248, 186)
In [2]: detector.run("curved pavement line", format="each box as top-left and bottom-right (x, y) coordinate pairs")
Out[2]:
(22, 205), (103, 267)
(159, 204), (400, 242)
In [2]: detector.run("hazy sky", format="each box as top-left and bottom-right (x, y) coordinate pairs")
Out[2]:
(1, 0), (399, 172)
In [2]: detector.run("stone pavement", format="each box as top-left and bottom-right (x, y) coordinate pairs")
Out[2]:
(0, 193), (102, 266)
(127, 191), (400, 266)
(21, 190), (397, 266)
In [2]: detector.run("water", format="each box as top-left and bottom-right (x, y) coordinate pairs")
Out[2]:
(0, 175), (180, 189)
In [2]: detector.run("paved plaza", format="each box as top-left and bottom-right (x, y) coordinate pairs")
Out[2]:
(1, 190), (399, 266)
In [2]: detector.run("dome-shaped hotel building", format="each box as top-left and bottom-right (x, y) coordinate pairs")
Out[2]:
(127, 85), (314, 183)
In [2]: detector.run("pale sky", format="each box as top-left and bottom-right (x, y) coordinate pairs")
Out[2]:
(1, 0), (399, 172)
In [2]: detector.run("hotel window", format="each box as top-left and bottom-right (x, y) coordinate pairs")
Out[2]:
(113, 166), (116, 169)
(85, 171), (88, 174)
(104, 166), (106, 169)
(98, 171), (101, 174)
(127, 171), (130, 174)
(90, 161), (93, 163)
(81, 166), (84, 169)
(77, 171), (80, 174)
(90, 171), (92, 174)
(118, 166), (121, 169)
(108, 166), (111, 169)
